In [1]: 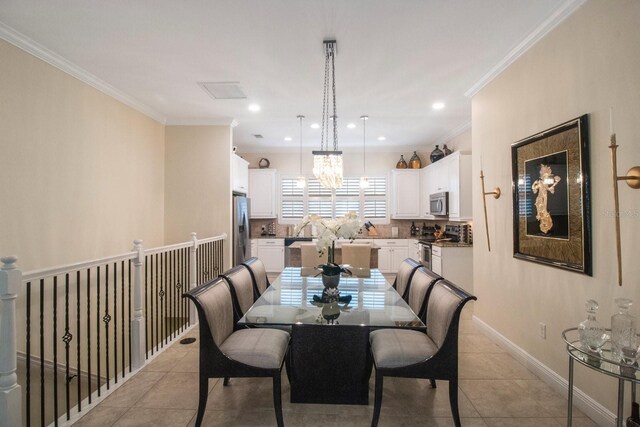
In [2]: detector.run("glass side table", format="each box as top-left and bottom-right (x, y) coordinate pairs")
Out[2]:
(562, 328), (639, 427)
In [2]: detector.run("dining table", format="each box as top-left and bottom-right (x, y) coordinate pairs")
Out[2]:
(238, 267), (425, 405)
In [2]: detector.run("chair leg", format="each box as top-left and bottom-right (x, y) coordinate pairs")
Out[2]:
(448, 379), (461, 427)
(429, 379), (437, 388)
(223, 376), (230, 386)
(371, 371), (384, 427)
(273, 374), (285, 427)
(195, 376), (209, 427)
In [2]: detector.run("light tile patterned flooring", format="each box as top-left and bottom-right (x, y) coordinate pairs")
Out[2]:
(74, 302), (599, 426)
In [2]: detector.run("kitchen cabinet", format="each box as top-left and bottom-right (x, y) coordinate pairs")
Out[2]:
(408, 239), (420, 261)
(232, 154), (249, 194)
(376, 239), (409, 273)
(431, 244), (473, 293)
(257, 239), (284, 273)
(249, 169), (277, 218)
(420, 151), (472, 220)
(391, 170), (421, 219)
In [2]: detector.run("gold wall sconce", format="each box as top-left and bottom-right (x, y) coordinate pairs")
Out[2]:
(480, 168), (501, 252)
(609, 132), (640, 287)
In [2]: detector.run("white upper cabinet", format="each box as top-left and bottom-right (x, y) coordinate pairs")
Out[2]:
(232, 154), (249, 194)
(390, 169), (421, 219)
(249, 169), (277, 218)
(420, 151), (471, 221)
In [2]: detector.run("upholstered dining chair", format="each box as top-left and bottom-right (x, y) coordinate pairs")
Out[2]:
(369, 280), (476, 427)
(341, 243), (372, 269)
(220, 264), (256, 321)
(242, 257), (270, 297)
(183, 278), (290, 427)
(392, 258), (422, 300)
(301, 243), (327, 267)
(405, 266), (442, 323)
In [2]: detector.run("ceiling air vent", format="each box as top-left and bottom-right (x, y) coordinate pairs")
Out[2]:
(198, 82), (247, 99)
(253, 134), (264, 139)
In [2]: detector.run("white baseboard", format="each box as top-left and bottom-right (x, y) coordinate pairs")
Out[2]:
(472, 315), (616, 427)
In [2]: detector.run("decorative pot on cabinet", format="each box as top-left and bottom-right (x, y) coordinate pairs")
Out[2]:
(430, 145), (445, 163)
(396, 155), (408, 169)
(409, 151), (422, 168)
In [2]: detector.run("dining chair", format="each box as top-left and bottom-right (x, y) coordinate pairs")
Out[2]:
(220, 264), (255, 321)
(183, 278), (290, 427)
(341, 243), (372, 269)
(369, 279), (476, 427)
(301, 242), (327, 267)
(242, 256), (270, 297)
(392, 258), (422, 300)
(405, 266), (442, 323)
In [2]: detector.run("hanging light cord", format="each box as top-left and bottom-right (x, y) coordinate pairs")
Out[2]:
(362, 116), (367, 175)
(298, 115), (304, 175)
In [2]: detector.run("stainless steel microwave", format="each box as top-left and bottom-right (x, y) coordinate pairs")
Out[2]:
(429, 192), (449, 216)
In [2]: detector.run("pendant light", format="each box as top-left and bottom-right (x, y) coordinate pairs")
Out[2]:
(312, 40), (343, 189)
(360, 115), (369, 188)
(296, 115), (306, 188)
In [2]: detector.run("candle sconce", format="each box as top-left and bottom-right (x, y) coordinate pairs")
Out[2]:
(609, 133), (640, 286)
(480, 169), (501, 252)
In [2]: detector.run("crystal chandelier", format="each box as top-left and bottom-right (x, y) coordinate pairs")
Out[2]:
(312, 40), (343, 189)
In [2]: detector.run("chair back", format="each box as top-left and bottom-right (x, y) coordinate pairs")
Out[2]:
(183, 277), (234, 348)
(301, 243), (327, 267)
(242, 257), (270, 296)
(341, 243), (372, 269)
(393, 258), (421, 299)
(426, 279), (476, 350)
(406, 267), (440, 321)
(221, 264), (255, 319)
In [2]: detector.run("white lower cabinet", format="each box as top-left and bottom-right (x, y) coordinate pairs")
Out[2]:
(250, 239), (258, 257)
(257, 239), (284, 273)
(376, 239), (409, 273)
(431, 245), (473, 293)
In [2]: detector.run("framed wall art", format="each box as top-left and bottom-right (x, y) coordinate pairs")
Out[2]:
(511, 115), (591, 275)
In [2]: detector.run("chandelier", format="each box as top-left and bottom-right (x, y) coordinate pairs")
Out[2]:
(312, 40), (343, 189)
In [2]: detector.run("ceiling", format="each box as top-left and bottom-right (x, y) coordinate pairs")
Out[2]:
(0, 0), (574, 152)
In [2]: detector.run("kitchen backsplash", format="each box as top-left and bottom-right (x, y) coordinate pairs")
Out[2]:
(251, 218), (471, 239)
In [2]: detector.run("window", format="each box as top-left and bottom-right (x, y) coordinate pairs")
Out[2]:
(280, 176), (388, 223)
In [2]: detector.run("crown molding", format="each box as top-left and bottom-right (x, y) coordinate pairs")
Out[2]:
(165, 117), (238, 126)
(464, 0), (587, 98)
(0, 21), (167, 124)
(434, 121), (472, 146)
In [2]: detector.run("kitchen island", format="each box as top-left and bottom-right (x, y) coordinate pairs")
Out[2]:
(286, 241), (380, 268)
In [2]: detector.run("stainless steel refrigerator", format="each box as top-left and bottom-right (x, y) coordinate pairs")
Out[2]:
(233, 195), (251, 266)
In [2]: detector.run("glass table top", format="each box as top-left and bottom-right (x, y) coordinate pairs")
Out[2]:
(238, 267), (425, 328)
(562, 328), (640, 382)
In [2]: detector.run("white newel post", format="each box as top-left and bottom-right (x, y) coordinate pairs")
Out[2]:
(0, 256), (22, 427)
(130, 240), (146, 370)
(189, 232), (198, 325)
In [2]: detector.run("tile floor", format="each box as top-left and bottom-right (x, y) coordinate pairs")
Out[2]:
(73, 304), (599, 427)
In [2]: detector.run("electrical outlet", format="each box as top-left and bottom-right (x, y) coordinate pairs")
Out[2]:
(539, 322), (546, 339)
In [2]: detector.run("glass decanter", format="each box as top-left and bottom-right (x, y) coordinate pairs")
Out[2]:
(611, 298), (637, 363)
(578, 299), (608, 355)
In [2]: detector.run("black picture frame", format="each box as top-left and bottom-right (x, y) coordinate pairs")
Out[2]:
(511, 115), (591, 275)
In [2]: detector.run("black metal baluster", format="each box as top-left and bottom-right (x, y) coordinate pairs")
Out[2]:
(96, 266), (101, 396)
(128, 259), (132, 372)
(173, 249), (177, 338)
(144, 255), (149, 359)
(169, 250), (173, 340)
(121, 260), (125, 378)
(113, 262), (118, 384)
(187, 250), (191, 324)
(155, 253), (159, 353)
(26, 281), (31, 427)
(104, 265), (110, 390)
(40, 279), (45, 427)
(63, 274), (71, 421)
(179, 248), (184, 331)
(53, 276), (59, 426)
(86, 269), (91, 404)
(76, 271), (81, 411)
(162, 252), (167, 346)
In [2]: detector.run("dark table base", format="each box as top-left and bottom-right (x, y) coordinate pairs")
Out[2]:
(289, 324), (372, 405)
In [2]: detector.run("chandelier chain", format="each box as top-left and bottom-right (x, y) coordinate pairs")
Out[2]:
(331, 44), (338, 151)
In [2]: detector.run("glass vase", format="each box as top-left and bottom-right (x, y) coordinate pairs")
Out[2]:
(578, 299), (608, 355)
(611, 298), (637, 363)
(409, 151), (422, 168)
(430, 145), (445, 163)
(396, 155), (408, 169)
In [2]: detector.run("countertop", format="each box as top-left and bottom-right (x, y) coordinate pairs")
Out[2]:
(287, 241), (380, 250)
(431, 241), (473, 248)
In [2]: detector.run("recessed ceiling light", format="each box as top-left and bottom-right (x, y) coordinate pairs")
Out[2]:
(284, 136), (292, 141)
(378, 136), (386, 141)
(310, 123), (320, 129)
(248, 104), (261, 112)
(432, 102), (445, 110)
(347, 123), (356, 129)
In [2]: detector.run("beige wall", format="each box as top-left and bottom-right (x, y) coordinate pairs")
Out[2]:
(165, 126), (233, 268)
(0, 39), (165, 272)
(472, 0), (640, 413)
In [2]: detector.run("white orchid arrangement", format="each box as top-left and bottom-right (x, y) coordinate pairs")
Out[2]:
(294, 212), (361, 265)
